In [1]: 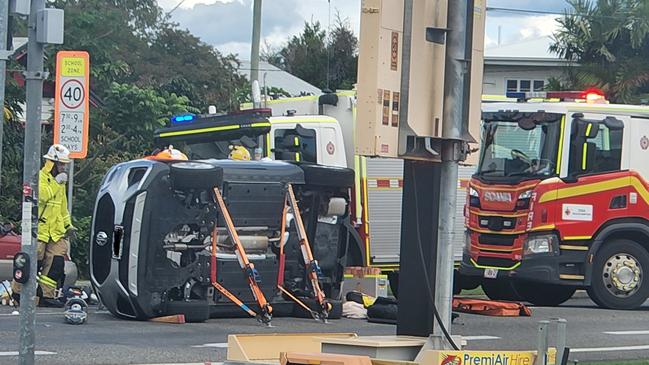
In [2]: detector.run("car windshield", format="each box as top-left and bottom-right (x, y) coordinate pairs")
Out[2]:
(181, 140), (248, 160)
(477, 115), (562, 181)
(174, 134), (264, 160)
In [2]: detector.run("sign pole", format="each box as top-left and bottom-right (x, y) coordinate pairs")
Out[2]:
(67, 159), (74, 213)
(0, 0), (8, 193)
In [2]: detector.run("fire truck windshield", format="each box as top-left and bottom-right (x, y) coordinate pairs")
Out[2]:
(477, 115), (562, 181)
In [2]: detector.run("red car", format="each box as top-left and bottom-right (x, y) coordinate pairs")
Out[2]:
(0, 223), (78, 286)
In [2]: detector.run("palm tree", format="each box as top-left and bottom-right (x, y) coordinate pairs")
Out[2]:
(551, 0), (649, 103)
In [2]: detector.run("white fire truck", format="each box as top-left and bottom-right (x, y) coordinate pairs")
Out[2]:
(242, 92), (475, 292)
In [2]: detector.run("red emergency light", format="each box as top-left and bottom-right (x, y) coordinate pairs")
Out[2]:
(506, 88), (607, 103)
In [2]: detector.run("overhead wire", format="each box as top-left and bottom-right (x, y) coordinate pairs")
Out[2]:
(486, 6), (641, 20)
(167, 0), (187, 15)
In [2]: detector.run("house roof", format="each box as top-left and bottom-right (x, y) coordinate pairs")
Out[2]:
(237, 60), (321, 96)
(485, 36), (571, 67)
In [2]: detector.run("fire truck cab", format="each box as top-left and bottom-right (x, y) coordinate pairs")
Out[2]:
(461, 91), (649, 309)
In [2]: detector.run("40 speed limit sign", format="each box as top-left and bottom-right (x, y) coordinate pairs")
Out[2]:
(54, 51), (90, 159)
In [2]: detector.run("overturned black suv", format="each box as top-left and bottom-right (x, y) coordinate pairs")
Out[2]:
(90, 110), (355, 322)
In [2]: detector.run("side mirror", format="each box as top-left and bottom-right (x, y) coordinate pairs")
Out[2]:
(603, 116), (624, 130)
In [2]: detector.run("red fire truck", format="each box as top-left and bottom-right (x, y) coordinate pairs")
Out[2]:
(460, 90), (649, 309)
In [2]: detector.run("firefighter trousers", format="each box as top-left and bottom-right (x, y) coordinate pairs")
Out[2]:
(11, 238), (68, 299)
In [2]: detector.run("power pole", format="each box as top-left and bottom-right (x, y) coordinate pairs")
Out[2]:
(250, 0), (262, 84)
(435, 0), (473, 332)
(19, 0), (46, 363)
(0, 0), (8, 192)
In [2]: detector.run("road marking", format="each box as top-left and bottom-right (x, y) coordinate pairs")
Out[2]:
(0, 312), (62, 317)
(136, 363), (224, 365)
(572, 345), (649, 353)
(463, 335), (501, 341)
(191, 342), (228, 348)
(604, 330), (649, 335)
(0, 351), (57, 356)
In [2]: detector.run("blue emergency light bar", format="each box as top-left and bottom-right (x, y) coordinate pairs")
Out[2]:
(171, 113), (197, 124)
(505, 89), (606, 103)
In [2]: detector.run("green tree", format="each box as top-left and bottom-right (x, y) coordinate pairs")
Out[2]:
(0, 0), (245, 277)
(269, 17), (359, 92)
(551, 0), (649, 102)
(277, 21), (329, 90)
(328, 15), (359, 90)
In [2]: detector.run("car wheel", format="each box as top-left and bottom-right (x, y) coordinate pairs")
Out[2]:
(513, 281), (576, 306)
(291, 162), (355, 188)
(169, 161), (223, 190)
(587, 239), (649, 309)
(482, 279), (523, 301)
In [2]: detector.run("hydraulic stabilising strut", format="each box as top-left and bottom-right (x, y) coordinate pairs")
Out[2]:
(211, 187), (273, 325)
(276, 184), (331, 323)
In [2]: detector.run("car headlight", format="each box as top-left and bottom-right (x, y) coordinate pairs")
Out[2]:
(524, 234), (558, 256)
(516, 190), (533, 209)
(518, 190), (533, 200)
(469, 187), (480, 208)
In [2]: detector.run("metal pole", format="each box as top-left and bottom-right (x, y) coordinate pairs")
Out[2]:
(0, 0), (8, 192)
(19, 0), (45, 364)
(250, 0), (262, 84)
(535, 320), (550, 365)
(555, 318), (568, 364)
(434, 0), (471, 333)
(67, 159), (74, 213)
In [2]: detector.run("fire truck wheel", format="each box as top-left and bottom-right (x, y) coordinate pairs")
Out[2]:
(587, 239), (649, 310)
(513, 281), (576, 306)
(481, 279), (523, 301)
(169, 162), (223, 190)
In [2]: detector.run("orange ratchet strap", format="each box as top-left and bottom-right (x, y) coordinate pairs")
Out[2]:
(212, 187), (273, 325)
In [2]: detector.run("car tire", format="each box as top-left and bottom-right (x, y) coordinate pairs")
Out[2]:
(290, 162), (355, 188)
(169, 161), (223, 190)
(165, 299), (210, 323)
(455, 271), (482, 294)
(587, 239), (649, 309)
(482, 279), (523, 301)
(513, 281), (576, 306)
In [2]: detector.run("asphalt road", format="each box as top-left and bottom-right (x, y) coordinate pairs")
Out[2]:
(1, 293), (649, 365)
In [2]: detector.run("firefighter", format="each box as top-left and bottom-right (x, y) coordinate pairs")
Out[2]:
(11, 144), (76, 308)
(228, 145), (251, 161)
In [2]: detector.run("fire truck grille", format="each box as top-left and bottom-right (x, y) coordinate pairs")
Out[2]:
(476, 257), (518, 269)
(478, 233), (516, 246)
(477, 216), (517, 231)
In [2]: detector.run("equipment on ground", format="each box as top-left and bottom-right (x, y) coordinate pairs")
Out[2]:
(63, 296), (88, 325)
(461, 91), (649, 310)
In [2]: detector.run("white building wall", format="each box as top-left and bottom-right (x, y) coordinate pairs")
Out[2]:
(17, 98), (55, 125)
(483, 65), (564, 95)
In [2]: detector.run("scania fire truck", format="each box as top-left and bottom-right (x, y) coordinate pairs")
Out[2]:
(461, 90), (649, 309)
